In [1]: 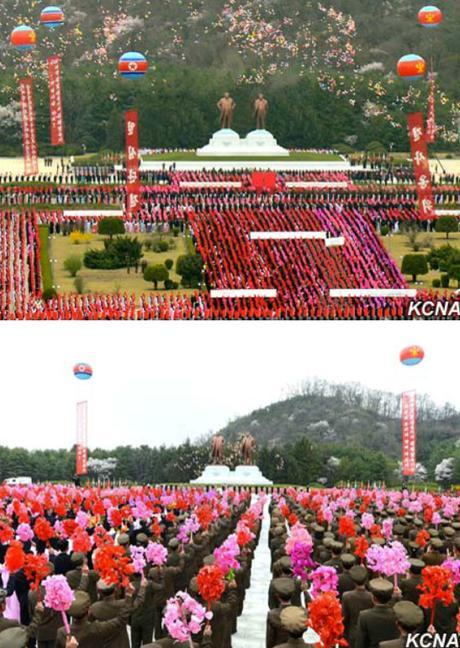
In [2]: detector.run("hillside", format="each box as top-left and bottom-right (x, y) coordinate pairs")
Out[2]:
(218, 381), (460, 465)
(0, 0), (459, 152)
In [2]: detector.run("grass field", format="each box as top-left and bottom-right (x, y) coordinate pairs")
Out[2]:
(381, 231), (460, 292)
(142, 151), (343, 162)
(49, 232), (196, 296)
(38, 226), (54, 293)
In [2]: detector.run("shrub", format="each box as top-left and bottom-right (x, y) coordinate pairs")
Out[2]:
(429, 258), (439, 271)
(435, 216), (458, 240)
(380, 225), (390, 236)
(449, 264), (460, 288)
(432, 279), (441, 288)
(144, 264), (169, 289)
(440, 273), (450, 288)
(172, 226), (180, 237)
(176, 254), (203, 288)
(42, 288), (57, 301)
(165, 258), (174, 270)
(74, 276), (85, 294)
(152, 239), (169, 253)
(84, 236), (143, 270)
(69, 231), (92, 245)
(401, 254), (428, 282)
(63, 255), (82, 277)
(98, 217), (125, 240)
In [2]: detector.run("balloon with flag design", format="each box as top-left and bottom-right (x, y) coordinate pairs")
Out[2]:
(400, 346), (424, 367)
(10, 25), (37, 51)
(40, 6), (65, 29)
(418, 6), (442, 29)
(73, 363), (93, 380)
(397, 54), (427, 82)
(118, 52), (149, 79)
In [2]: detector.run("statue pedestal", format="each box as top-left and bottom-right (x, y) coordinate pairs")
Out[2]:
(197, 128), (289, 157)
(197, 129), (243, 156)
(242, 129), (289, 156)
(191, 464), (273, 485)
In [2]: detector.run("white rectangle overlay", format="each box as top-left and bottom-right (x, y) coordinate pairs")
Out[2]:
(211, 289), (277, 298)
(330, 289), (417, 298)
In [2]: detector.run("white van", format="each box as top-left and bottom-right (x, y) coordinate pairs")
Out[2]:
(4, 477), (32, 486)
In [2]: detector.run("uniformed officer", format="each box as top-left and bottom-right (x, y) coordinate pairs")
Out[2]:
(379, 601), (424, 648)
(356, 579), (399, 648)
(266, 578), (296, 648)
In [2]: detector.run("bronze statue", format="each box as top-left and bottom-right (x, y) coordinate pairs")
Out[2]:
(211, 434), (225, 465)
(254, 93), (268, 130)
(240, 433), (256, 466)
(217, 92), (236, 129)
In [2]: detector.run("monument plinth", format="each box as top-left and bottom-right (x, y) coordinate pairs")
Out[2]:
(191, 464), (272, 485)
(197, 128), (289, 157)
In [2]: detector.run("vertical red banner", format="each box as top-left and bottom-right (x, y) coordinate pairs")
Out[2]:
(401, 390), (416, 476)
(47, 56), (65, 146)
(425, 74), (436, 144)
(407, 113), (434, 220)
(125, 109), (140, 217)
(19, 78), (39, 176)
(76, 400), (88, 476)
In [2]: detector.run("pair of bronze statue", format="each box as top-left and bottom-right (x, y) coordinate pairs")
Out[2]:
(217, 92), (268, 130)
(211, 432), (256, 466)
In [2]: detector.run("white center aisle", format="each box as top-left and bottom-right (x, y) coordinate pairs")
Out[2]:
(233, 496), (272, 648)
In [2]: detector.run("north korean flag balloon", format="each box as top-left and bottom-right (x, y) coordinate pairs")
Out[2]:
(73, 363), (93, 380)
(10, 25), (37, 51)
(400, 346), (425, 367)
(40, 6), (65, 29)
(397, 54), (427, 82)
(118, 52), (149, 79)
(418, 6), (442, 29)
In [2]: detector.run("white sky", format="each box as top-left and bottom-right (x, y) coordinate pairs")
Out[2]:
(1, 321), (458, 450)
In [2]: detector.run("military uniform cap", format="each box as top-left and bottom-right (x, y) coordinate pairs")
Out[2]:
(331, 541), (344, 552)
(273, 526), (284, 537)
(0, 628), (28, 648)
(341, 553), (357, 568)
(409, 559), (424, 573)
(273, 577), (295, 598)
(312, 524), (325, 534)
(324, 531), (335, 539)
(189, 577), (199, 594)
(97, 579), (115, 593)
(323, 537), (334, 548)
(451, 522), (460, 531)
(369, 578), (394, 595)
(0, 589), (7, 604)
(203, 554), (216, 566)
(168, 538), (179, 549)
(278, 556), (292, 570)
(413, 518), (423, 528)
(394, 601), (423, 629)
(430, 538), (444, 550)
(136, 533), (149, 545)
(280, 606), (308, 633)
(453, 537), (460, 550)
(69, 591), (91, 618)
(394, 525), (406, 535)
(371, 537), (386, 546)
(117, 533), (130, 546)
(442, 527), (455, 538)
(71, 551), (85, 566)
(427, 528), (439, 538)
(350, 565), (367, 585)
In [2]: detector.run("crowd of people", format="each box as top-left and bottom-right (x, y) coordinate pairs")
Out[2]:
(0, 483), (458, 648)
(1, 166), (459, 320)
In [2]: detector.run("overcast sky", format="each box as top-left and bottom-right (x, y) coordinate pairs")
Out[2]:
(1, 321), (457, 451)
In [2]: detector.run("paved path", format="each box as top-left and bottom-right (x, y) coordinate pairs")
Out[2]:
(233, 497), (271, 648)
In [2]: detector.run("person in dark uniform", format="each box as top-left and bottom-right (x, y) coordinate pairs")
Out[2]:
(50, 539), (73, 576)
(379, 601), (424, 648)
(271, 606), (312, 647)
(338, 554), (358, 598)
(342, 566), (374, 648)
(356, 579), (399, 648)
(399, 559), (424, 605)
(266, 578), (297, 648)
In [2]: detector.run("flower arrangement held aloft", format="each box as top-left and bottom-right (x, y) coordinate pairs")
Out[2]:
(163, 591), (212, 647)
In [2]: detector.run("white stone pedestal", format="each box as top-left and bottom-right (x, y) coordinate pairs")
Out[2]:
(197, 129), (243, 156)
(242, 129), (289, 156)
(191, 464), (273, 485)
(197, 129), (289, 157)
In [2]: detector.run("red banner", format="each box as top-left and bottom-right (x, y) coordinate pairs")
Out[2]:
(401, 391), (416, 476)
(47, 56), (65, 146)
(76, 401), (88, 476)
(19, 78), (39, 176)
(125, 109), (140, 217)
(425, 74), (436, 144)
(407, 113), (434, 220)
(251, 171), (277, 193)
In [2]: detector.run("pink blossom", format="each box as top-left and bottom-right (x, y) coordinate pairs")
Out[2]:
(310, 565), (339, 598)
(145, 542), (167, 567)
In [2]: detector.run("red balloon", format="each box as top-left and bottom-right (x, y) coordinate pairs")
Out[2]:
(418, 6), (443, 29)
(400, 345), (425, 366)
(397, 55), (427, 81)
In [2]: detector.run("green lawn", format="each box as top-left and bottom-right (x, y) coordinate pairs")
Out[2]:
(49, 232), (197, 297)
(38, 226), (54, 293)
(142, 151), (342, 162)
(381, 230), (460, 292)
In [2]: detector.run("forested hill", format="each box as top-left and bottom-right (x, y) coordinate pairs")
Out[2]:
(219, 381), (460, 465)
(0, 1), (459, 152)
